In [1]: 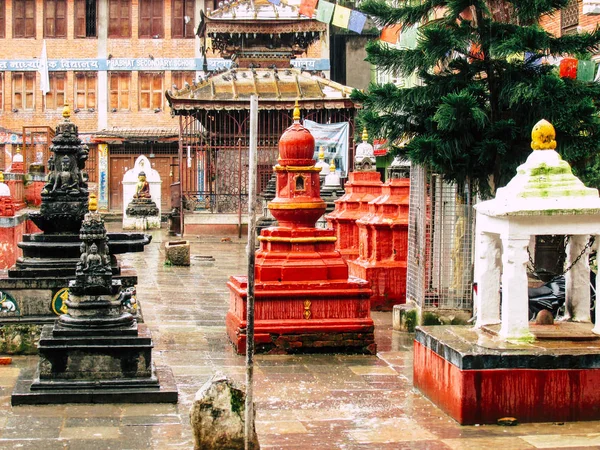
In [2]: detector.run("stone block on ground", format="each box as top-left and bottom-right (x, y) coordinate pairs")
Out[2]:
(165, 240), (190, 266)
(190, 373), (259, 450)
(393, 303), (418, 332)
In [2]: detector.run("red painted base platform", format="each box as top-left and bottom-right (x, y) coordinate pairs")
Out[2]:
(227, 275), (375, 354)
(414, 325), (600, 425)
(346, 261), (407, 311)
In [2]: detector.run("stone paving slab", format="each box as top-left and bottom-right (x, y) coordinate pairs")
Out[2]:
(1, 228), (600, 448)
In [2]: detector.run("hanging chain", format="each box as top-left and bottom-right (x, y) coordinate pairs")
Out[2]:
(562, 236), (596, 275)
(527, 235), (595, 276)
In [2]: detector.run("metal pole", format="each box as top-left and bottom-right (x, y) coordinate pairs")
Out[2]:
(245, 94), (258, 450)
(238, 137), (243, 239)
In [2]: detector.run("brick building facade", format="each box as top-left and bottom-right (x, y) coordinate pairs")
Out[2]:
(0, 0), (328, 211)
(539, 0), (600, 38)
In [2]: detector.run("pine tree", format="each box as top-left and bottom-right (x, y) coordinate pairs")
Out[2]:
(353, 0), (600, 196)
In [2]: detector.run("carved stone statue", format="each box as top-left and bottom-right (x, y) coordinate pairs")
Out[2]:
(52, 155), (80, 196)
(133, 172), (151, 199)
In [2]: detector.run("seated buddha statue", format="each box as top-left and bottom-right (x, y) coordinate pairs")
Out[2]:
(133, 171), (151, 199)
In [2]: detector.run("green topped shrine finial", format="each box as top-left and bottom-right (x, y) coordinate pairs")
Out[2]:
(531, 119), (556, 151)
(293, 99), (300, 122)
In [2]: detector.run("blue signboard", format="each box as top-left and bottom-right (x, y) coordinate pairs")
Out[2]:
(0, 58), (330, 72)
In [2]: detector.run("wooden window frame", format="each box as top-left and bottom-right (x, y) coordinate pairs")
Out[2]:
(171, 71), (196, 90)
(44, 0), (67, 38)
(75, 0), (98, 38)
(138, 71), (163, 111)
(172, 0), (195, 39)
(46, 72), (66, 110)
(12, 72), (35, 110)
(139, 0), (164, 39)
(108, 0), (131, 38)
(74, 71), (97, 110)
(0, 1), (6, 39)
(13, 0), (36, 39)
(108, 71), (131, 111)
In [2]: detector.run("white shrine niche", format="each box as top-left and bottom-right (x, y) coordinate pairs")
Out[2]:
(122, 155), (162, 230)
(473, 120), (600, 341)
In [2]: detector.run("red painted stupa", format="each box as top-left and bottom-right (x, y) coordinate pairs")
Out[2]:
(347, 159), (410, 311)
(326, 130), (383, 262)
(226, 102), (376, 354)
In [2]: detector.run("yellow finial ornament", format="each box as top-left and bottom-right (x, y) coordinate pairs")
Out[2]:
(362, 128), (369, 142)
(88, 194), (98, 212)
(531, 119), (556, 151)
(293, 99), (301, 122)
(0, 171), (4, 183)
(318, 147), (325, 160)
(16, 146), (21, 154)
(329, 159), (336, 171)
(62, 103), (71, 119)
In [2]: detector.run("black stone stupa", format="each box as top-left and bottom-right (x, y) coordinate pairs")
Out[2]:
(0, 106), (150, 324)
(12, 200), (177, 404)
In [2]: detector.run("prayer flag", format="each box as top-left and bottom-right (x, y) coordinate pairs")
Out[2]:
(332, 4), (352, 29)
(380, 24), (401, 44)
(299, 0), (318, 18)
(267, 0), (281, 5)
(38, 40), (50, 95)
(398, 23), (418, 49)
(577, 60), (596, 81)
(348, 10), (367, 34)
(316, 0), (335, 23)
(559, 57), (578, 79)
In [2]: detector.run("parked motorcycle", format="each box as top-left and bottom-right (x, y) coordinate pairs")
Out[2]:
(528, 271), (596, 322)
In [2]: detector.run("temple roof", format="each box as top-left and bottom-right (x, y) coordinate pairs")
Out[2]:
(200, 0), (326, 33)
(166, 68), (356, 111)
(92, 127), (179, 144)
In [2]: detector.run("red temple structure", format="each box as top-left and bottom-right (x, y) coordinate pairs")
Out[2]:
(326, 130), (382, 262)
(347, 161), (410, 311)
(226, 103), (375, 354)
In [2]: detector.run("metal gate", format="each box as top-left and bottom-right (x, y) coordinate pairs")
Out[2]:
(406, 165), (475, 311)
(178, 108), (355, 214)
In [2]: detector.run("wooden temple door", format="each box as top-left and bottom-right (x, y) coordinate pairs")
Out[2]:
(148, 156), (173, 210)
(109, 155), (133, 210)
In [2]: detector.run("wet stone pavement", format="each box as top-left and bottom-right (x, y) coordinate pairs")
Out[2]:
(2, 228), (600, 449)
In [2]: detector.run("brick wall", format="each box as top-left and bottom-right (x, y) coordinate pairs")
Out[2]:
(540, 1), (600, 38)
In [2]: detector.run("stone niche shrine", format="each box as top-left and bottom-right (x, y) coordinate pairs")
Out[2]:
(414, 120), (600, 425)
(226, 103), (375, 354)
(122, 155), (161, 230)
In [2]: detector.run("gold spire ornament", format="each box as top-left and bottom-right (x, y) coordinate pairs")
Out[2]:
(318, 147), (325, 160)
(0, 171), (4, 183)
(531, 119), (557, 151)
(293, 99), (300, 122)
(329, 159), (336, 171)
(89, 194), (98, 212)
(362, 128), (369, 142)
(62, 103), (71, 119)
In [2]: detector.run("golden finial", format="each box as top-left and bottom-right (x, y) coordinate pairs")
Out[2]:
(88, 194), (98, 212)
(318, 147), (325, 160)
(62, 103), (71, 119)
(0, 171), (4, 183)
(16, 146), (21, 154)
(293, 99), (301, 122)
(329, 159), (336, 171)
(531, 119), (557, 151)
(362, 128), (369, 142)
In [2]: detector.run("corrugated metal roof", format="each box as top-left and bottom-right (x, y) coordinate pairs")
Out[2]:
(93, 127), (179, 143)
(166, 68), (356, 111)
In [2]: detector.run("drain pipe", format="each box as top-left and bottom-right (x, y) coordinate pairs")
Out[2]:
(245, 94), (258, 450)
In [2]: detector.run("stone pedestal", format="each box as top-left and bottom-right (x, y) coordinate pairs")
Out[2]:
(326, 171), (382, 261)
(124, 198), (161, 230)
(11, 203), (177, 405)
(226, 104), (376, 355)
(348, 178), (410, 311)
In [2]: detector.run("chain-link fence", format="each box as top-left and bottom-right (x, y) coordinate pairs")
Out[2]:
(406, 165), (475, 311)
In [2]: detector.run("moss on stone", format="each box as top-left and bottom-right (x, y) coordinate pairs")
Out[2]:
(421, 312), (443, 326)
(0, 324), (42, 355)
(230, 387), (245, 416)
(403, 309), (417, 332)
